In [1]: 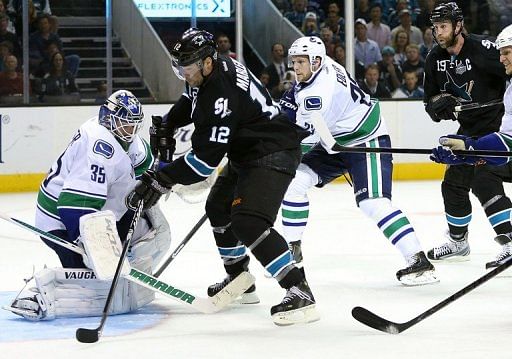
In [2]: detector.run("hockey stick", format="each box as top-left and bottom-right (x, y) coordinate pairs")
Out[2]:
(153, 213), (208, 277)
(76, 200), (145, 343)
(0, 210), (254, 315)
(352, 258), (512, 334)
(454, 99), (503, 112)
(310, 113), (512, 158)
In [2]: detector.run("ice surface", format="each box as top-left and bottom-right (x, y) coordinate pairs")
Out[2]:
(1, 181), (511, 358)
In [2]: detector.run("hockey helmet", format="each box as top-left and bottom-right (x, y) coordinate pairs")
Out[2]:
(99, 90), (144, 143)
(171, 28), (217, 80)
(288, 36), (326, 73)
(496, 24), (512, 50)
(430, 2), (463, 24)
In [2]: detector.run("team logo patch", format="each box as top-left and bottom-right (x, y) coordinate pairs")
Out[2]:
(304, 96), (322, 110)
(93, 140), (114, 159)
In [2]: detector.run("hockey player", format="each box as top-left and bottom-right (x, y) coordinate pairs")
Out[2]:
(279, 36), (438, 286)
(127, 28), (319, 326)
(424, 2), (512, 267)
(5, 90), (171, 320)
(430, 23), (512, 268)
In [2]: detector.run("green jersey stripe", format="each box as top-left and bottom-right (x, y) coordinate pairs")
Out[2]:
(135, 140), (154, 177)
(37, 190), (59, 216)
(58, 191), (106, 210)
(334, 102), (381, 146)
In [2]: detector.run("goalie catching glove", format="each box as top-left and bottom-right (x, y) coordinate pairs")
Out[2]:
(127, 170), (174, 210)
(150, 115), (176, 162)
(426, 93), (460, 122)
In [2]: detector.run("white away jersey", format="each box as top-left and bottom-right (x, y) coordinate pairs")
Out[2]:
(35, 117), (154, 232)
(499, 82), (512, 135)
(294, 57), (388, 148)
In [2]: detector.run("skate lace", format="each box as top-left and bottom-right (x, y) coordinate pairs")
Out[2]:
(282, 286), (310, 304)
(495, 244), (512, 262)
(433, 242), (455, 257)
(211, 276), (233, 292)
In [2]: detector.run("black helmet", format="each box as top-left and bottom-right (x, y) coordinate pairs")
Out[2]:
(430, 2), (463, 24)
(171, 28), (217, 66)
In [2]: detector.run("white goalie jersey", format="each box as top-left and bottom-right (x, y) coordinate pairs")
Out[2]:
(294, 57), (388, 149)
(35, 117), (154, 233)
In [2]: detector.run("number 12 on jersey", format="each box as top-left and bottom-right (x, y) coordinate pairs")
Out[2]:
(209, 126), (230, 144)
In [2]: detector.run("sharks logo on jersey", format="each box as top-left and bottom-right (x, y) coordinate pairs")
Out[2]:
(304, 96), (322, 110)
(93, 140), (114, 159)
(443, 71), (474, 102)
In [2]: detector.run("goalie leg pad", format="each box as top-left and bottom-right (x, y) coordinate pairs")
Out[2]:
(4, 267), (155, 320)
(130, 204), (171, 270)
(79, 210), (131, 280)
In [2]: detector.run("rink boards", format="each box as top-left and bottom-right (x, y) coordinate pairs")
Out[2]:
(0, 101), (458, 192)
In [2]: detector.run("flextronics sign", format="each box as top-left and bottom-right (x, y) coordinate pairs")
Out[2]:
(134, 0), (231, 18)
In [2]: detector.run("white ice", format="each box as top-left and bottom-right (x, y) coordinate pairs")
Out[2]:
(1, 181), (511, 358)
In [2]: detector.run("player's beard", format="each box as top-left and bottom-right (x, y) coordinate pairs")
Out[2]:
(437, 33), (458, 49)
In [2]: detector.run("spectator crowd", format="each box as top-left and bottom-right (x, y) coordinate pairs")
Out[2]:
(264, 0), (504, 100)
(0, 0), (80, 102)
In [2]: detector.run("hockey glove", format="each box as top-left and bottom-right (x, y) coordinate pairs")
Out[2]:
(430, 135), (484, 165)
(150, 115), (176, 162)
(426, 93), (460, 122)
(279, 89), (298, 124)
(127, 171), (173, 210)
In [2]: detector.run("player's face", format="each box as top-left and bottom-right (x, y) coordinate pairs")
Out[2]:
(432, 20), (455, 48)
(291, 55), (313, 82)
(181, 62), (204, 87)
(500, 46), (512, 75)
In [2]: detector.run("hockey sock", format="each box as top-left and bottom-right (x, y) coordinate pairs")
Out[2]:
(231, 213), (303, 287)
(211, 222), (250, 275)
(482, 195), (512, 235)
(442, 180), (472, 236)
(281, 164), (318, 244)
(359, 198), (421, 257)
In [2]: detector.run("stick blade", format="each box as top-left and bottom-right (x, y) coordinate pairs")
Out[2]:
(76, 328), (100, 343)
(351, 306), (404, 334)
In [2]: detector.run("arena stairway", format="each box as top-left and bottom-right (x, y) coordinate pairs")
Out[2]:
(51, 1), (155, 103)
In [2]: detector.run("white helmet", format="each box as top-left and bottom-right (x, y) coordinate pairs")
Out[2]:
(288, 36), (326, 73)
(496, 24), (512, 50)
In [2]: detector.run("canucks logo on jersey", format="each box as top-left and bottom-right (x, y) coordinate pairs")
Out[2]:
(304, 96), (322, 110)
(93, 140), (114, 158)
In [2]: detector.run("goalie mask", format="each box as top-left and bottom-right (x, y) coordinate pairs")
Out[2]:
(288, 36), (326, 74)
(170, 28), (217, 81)
(99, 90), (144, 143)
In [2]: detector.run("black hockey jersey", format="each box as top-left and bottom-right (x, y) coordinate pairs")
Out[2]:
(423, 33), (507, 136)
(161, 55), (301, 185)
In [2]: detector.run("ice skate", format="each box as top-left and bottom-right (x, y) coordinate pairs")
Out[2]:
(396, 251), (439, 286)
(270, 279), (319, 326)
(3, 292), (49, 321)
(427, 232), (470, 261)
(208, 273), (259, 304)
(486, 234), (512, 269)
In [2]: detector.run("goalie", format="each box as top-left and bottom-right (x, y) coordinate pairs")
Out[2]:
(4, 90), (171, 320)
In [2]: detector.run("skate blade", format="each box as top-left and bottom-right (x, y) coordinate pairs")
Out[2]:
(429, 254), (470, 263)
(272, 304), (320, 326)
(2, 305), (40, 320)
(399, 270), (440, 286)
(234, 291), (260, 304)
